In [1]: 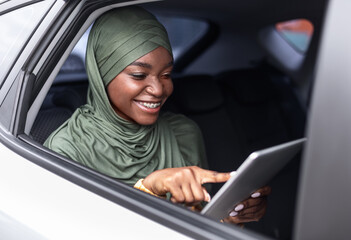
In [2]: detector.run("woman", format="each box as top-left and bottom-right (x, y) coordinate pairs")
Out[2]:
(44, 6), (270, 224)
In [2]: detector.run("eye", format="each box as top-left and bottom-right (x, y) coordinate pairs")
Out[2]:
(161, 72), (172, 80)
(129, 73), (147, 80)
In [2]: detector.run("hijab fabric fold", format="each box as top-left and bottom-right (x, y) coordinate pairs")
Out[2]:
(44, 6), (206, 185)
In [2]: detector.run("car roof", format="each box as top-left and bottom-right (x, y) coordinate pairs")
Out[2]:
(147, 0), (327, 31)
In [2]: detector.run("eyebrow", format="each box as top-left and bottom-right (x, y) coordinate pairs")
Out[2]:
(130, 61), (152, 69)
(129, 60), (174, 69)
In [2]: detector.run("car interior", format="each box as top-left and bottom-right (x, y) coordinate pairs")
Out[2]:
(27, 0), (328, 239)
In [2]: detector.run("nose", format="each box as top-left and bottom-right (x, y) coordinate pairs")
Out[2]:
(146, 77), (163, 97)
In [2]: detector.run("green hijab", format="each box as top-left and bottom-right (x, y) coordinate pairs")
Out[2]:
(44, 6), (207, 185)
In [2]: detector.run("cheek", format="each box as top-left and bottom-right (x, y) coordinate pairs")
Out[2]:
(109, 81), (139, 101)
(165, 81), (174, 97)
(107, 82), (130, 110)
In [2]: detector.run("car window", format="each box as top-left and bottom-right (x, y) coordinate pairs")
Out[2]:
(276, 19), (314, 53)
(0, 0), (52, 88)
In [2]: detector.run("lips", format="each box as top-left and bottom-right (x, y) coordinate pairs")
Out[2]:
(136, 101), (161, 109)
(134, 100), (163, 113)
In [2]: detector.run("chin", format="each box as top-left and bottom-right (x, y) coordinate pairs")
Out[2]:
(135, 115), (159, 126)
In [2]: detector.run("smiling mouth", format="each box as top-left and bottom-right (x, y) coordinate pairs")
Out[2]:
(136, 101), (162, 109)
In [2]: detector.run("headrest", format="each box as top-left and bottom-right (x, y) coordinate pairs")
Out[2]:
(216, 68), (275, 104)
(174, 74), (224, 113)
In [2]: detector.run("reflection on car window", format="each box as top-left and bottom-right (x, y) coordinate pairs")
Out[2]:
(276, 19), (314, 53)
(0, 1), (52, 87)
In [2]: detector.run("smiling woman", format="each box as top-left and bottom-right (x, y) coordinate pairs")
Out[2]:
(43, 5), (269, 224)
(107, 47), (174, 125)
(44, 5), (208, 190)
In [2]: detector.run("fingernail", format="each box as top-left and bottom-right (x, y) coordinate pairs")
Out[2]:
(206, 193), (211, 202)
(251, 192), (261, 198)
(230, 171), (237, 177)
(234, 204), (244, 211)
(229, 211), (238, 217)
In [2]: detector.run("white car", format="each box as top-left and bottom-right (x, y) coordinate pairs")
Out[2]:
(0, 0), (350, 239)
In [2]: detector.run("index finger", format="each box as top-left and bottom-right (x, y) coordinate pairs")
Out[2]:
(199, 169), (231, 184)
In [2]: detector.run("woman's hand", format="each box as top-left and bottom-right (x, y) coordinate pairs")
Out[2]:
(222, 185), (272, 224)
(143, 166), (230, 204)
(143, 167), (271, 225)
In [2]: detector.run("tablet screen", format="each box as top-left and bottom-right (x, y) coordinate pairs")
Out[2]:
(201, 138), (306, 221)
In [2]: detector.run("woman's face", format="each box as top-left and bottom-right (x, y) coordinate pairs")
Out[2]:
(107, 47), (173, 125)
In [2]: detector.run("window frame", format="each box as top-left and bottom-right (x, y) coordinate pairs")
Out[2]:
(0, 0), (58, 128)
(0, 0), (56, 89)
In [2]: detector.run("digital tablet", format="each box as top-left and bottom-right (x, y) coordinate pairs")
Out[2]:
(201, 138), (306, 221)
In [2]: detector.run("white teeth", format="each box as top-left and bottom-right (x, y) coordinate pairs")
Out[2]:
(139, 102), (161, 109)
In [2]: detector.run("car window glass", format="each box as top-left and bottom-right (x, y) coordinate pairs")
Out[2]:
(0, 1), (52, 88)
(276, 19), (314, 53)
